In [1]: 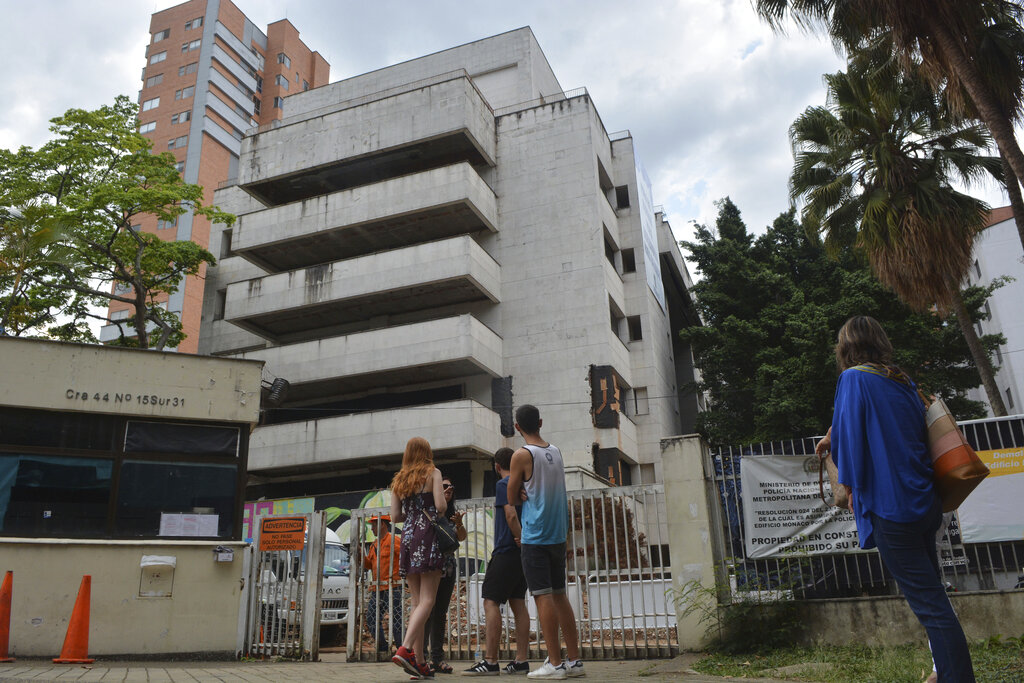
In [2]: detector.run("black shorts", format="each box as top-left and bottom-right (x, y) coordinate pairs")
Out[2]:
(481, 549), (527, 603)
(520, 542), (566, 595)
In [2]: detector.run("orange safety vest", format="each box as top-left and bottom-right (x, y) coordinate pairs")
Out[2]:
(363, 532), (402, 587)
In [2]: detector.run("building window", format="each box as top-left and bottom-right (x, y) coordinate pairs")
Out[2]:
(171, 110), (191, 124)
(178, 62), (198, 77)
(984, 301), (992, 319)
(974, 259), (982, 279)
(152, 29), (170, 43)
(174, 86), (195, 100)
(1007, 387), (1015, 410)
(303, 80), (309, 91)
(174, 161), (185, 173)
(114, 281), (133, 295)
(184, 16), (203, 30)
(157, 216), (179, 230)
(110, 309), (131, 321)
(273, 96), (284, 109)
(252, 96), (261, 116)
(149, 51), (167, 65)
(631, 387), (650, 416)
(255, 75), (263, 93)
(627, 315), (643, 341)
(975, 322), (983, 337)
(995, 346), (1004, 365)
(167, 135), (188, 150)
(621, 248), (636, 273)
(615, 186), (630, 209)
(214, 289), (227, 321)
(138, 121), (156, 134)
(145, 73), (163, 88)
(277, 52), (290, 67)
(182, 39), (201, 53)
(220, 230), (234, 260)
(275, 74), (289, 90)
(141, 97), (160, 112)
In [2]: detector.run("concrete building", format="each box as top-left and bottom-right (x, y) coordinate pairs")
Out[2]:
(199, 28), (700, 498)
(104, 0), (329, 353)
(965, 206), (1024, 416)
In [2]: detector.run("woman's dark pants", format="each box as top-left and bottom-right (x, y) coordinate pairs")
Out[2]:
(425, 570), (456, 663)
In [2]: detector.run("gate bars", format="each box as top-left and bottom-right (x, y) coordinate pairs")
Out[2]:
(346, 484), (678, 662)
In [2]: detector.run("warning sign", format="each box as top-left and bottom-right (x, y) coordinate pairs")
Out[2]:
(259, 516), (306, 551)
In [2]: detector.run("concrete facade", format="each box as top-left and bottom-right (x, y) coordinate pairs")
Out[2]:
(964, 207), (1024, 417)
(199, 28), (700, 497)
(105, 0), (328, 353)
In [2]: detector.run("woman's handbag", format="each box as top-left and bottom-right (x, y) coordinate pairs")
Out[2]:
(818, 451), (849, 509)
(922, 395), (990, 512)
(428, 510), (461, 554)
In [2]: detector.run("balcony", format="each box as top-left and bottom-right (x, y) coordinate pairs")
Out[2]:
(233, 162), (497, 272)
(237, 315), (502, 402)
(248, 399), (502, 473)
(237, 75), (496, 206)
(223, 236), (500, 343)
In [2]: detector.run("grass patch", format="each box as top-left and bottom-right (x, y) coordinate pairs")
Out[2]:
(693, 641), (1024, 682)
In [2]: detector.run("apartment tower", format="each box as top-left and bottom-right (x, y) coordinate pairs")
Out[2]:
(200, 28), (701, 498)
(105, 0), (329, 352)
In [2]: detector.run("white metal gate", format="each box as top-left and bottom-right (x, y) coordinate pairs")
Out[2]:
(346, 485), (677, 662)
(242, 512), (325, 660)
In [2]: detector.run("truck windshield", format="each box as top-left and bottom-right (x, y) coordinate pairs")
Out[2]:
(324, 543), (350, 577)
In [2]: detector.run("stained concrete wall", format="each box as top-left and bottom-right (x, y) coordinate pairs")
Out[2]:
(2, 539), (248, 657)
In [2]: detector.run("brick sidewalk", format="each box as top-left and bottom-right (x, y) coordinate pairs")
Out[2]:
(0, 656), (803, 683)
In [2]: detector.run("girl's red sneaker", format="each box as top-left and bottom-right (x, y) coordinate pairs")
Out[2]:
(392, 646), (418, 676)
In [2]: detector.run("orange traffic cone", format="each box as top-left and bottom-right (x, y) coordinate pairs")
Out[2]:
(0, 570), (13, 663)
(53, 575), (94, 664)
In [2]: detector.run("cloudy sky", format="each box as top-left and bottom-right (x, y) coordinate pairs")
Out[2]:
(1, 0), (1009, 255)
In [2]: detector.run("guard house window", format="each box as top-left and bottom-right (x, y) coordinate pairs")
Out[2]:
(150, 51), (167, 65)
(276, 74), (289, 90)
(141, 97), (160, 112)
(615, 185), (630, 209)
(627, 315), (643, 341)
(273, 96), (284, 109)
(621, 248), (636, 273)
(145, 73), (163, 88)
(0, 408), (245, 540)
(138, 121), (156, 134)
(184, 16), (203, 30)
(277, 52), (291, 67)
(152, 29), (169, 43)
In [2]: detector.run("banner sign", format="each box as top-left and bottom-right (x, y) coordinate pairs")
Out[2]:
(635, 154), (666, 313)
(956, 447), (1024, 543)
(740, 455), (861, 558)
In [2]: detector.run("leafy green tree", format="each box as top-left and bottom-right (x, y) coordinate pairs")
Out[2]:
(681, 200), (1000, 446)
(0, 95), (235, 349)
(754, 0), (1024, 246)
(788, 48), (1007, 414)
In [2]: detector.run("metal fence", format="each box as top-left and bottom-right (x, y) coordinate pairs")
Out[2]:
(345, 484), (677, 662)
(709, 414), (1024, 602)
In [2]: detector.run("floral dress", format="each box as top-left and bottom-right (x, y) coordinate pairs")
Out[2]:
(399, 492), (445, 576)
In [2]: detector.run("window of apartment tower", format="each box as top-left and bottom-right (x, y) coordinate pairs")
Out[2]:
(273, 96), (284, 109)
(621, 248), (636, 273)
(631, 387), (650, 416)
(152, 29), (169, 43)
(182, 39), (201, 53)
(167, 135), (188, 150)
(138, 121), (156, 134)
(171, 111), (190, 124)
(276, 74), (289, 90)
(255, 75), (263, 93)
(150, 51), (167, 65)
(615, 185), (630, 209)
(175, 161), (185, 173)
(627, 315), (643, 341)
(141, 97), (160, 112)
(175, 86), (195, 100)
(146, 73), (163, 88)
(179, 62), (198, 77)
(157, 216), (178, 230)
(252, 96), (261, 116)
(303, 80), (309, 91)
(184, 16), (203, 30)
(277, 52), (290, 67)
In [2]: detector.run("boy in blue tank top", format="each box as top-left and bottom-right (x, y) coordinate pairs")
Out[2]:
(507, 405), (584, 680)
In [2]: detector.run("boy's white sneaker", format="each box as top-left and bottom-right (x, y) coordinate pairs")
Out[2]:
(527, 661), (567, 680)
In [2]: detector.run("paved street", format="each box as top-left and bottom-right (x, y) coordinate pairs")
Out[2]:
(0, 654), (802, 683)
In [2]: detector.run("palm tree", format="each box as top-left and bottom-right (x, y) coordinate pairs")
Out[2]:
(755, 0), (1024, 252)
(789, 51), (1009, 415)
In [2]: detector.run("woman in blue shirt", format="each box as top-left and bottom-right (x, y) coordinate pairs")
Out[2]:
(816, 316), (974, 682)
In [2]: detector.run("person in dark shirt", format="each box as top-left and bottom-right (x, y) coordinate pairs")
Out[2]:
(464, 448), (531, 676)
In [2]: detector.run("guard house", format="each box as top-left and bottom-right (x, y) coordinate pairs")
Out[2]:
(0, 338), (263, 658)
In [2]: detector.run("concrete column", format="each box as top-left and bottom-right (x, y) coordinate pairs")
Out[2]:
(660, 434), (723, 650)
